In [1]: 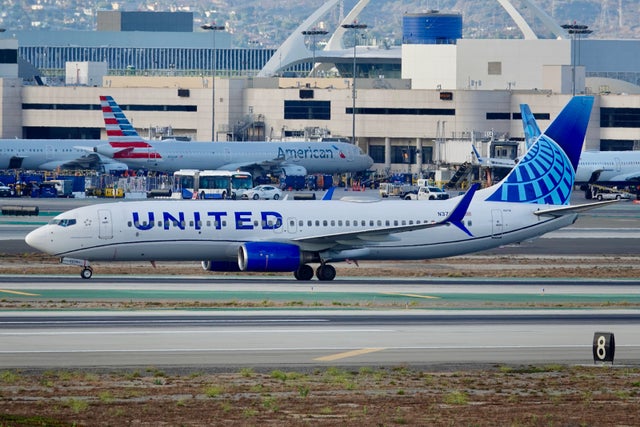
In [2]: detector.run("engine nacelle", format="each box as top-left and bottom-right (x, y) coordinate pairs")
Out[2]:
(281, 165), (307, 176)
(201, 260), (241, 272)
(238, 242), (301, 272)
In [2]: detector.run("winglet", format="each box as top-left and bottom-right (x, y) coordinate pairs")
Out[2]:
(446, 183), (478, 237)
(471, 145), (484, 165)
(322, 187), (336, 200)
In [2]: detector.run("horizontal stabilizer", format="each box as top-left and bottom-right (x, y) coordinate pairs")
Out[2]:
(534, 199), (619, 217)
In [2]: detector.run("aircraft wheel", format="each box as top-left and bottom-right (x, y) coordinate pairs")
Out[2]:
(80, 267), (93, 280)
(316, 264), (336, 281)
(294, 264), (314, 281)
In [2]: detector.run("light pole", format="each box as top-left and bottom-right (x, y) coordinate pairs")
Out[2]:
(341, 22), (367, 144)
(561, 23), (591, 96)
(201, 23), (225, 141)
(301, 29), (328, 78)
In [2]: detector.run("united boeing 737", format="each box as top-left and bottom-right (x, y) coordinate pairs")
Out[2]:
(26, 96), (609, 281)
(93, 96), (373, 175)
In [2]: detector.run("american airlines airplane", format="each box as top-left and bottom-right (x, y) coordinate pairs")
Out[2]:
(26, 96), (611, 281)
(0, 139), (128, 172)
(93, 96), (374, 175)
(473, 103), (640, 190)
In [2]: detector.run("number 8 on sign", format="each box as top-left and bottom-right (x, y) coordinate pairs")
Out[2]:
(592, 332), (615, 363)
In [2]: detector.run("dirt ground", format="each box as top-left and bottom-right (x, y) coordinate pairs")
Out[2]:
(1, 365), (640, 426)
(2, 253), (640, 425)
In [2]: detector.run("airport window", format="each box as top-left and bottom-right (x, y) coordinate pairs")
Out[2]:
(488, 61), (502, 75)
(486, 112), (510, 120)
(369, 145), (385, 163)
(347, 107), (455, 116)
(0, 49), (18, 64)
(512, 112), (550, 120)
(601, 108), (640, 128)
(284, 100), (331, 120)
(22, 103), (197, 112)
(600, 139), (635, 150)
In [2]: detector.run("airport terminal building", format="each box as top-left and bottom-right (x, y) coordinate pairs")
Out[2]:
(0, 5), (639, 177)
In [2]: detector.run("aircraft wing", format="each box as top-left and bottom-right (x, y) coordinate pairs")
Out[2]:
(534, 200), (619, 218)
(37, 153), (104, 170)
(286, 184), (478, 252)
(607, 171), (640, 182)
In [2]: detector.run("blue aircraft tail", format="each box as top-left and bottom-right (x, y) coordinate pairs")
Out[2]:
(520, 104), (542, 150)
(486, 96), (594, 206)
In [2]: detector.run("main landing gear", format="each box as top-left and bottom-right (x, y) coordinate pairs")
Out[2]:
(80, 267), (93, 279)
(294, 263), (336, 281)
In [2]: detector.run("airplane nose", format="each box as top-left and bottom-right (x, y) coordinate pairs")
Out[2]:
(25, 226), (53, 254)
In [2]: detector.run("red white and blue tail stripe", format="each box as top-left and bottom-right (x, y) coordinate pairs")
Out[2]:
(99, 96), (161, 159)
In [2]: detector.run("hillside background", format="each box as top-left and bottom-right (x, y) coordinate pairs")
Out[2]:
(1, 0), (638, 48)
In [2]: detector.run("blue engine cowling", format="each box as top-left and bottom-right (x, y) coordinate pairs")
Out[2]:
(201, 260), (241, 272)
(238, 242), (301, 272)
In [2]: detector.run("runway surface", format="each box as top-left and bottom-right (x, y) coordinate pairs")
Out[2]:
(1, 278), (639, 369)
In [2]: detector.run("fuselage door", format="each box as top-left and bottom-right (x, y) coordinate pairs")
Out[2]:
(46, 145), (54, 161)
(491, 209), (503, 238)
(98, 209), (113, 239)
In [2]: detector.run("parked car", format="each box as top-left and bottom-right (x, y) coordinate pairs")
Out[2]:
(242, 185), (283, 200)
(0, 182), (14, 197)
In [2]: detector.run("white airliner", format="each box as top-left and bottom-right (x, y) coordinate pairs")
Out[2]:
(0, 139), (128, 172)
(473, 104), (640, 190)
(27, 96), (610, 281)
(93, 96), (374, 175)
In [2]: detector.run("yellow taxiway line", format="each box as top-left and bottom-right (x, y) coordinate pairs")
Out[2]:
(0, 289), (40, 296)
(315, 347), (386, 362)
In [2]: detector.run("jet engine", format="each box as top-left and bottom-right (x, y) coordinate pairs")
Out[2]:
(238, 242), (301, 272)
(201, 260), (241, 272)
(281, 165), (307, 176)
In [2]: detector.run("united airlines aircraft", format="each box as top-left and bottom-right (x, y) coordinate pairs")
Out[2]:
(93, 96), (373, 175)
(26, 97), (609, 281)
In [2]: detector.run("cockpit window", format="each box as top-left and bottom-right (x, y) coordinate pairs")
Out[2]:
(50, 218), (77, 227)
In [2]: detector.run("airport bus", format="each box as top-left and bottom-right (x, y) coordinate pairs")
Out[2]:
(173, 170), (253, 199)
